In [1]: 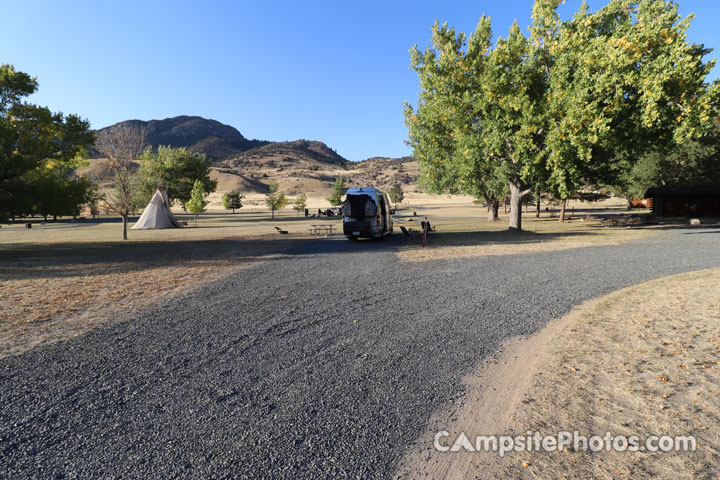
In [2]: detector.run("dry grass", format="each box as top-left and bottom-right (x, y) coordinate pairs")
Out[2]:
(395, 200), (657, 262)
(0, 209), (340, 244)
(502, 268), (720, 479)
(2, 259), (231, 358)
(0, 212), (318, 358)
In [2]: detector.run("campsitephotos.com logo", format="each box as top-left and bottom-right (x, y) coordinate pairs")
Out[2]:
(434, 430), (697, 457)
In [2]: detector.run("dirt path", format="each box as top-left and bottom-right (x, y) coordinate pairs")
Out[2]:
(394, 303), (585, 479)
(397, 267), (720, 479)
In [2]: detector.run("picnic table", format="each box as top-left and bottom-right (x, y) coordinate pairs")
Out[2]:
(309, 224), (336, 236)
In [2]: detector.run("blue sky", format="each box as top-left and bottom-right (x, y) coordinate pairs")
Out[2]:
(3, 0), (719, 161)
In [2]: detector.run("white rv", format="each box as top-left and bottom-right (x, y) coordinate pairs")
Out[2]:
(341, 187), (394, 240)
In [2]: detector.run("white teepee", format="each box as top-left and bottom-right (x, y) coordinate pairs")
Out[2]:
(132, 189), (180, 229)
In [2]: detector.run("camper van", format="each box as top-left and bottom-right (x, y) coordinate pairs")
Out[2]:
(341, 187), (394, 240)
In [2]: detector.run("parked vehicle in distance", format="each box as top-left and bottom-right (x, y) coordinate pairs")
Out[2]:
(341, 187), (394, 240)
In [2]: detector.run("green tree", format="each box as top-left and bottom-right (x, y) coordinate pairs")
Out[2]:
(222, 190), (244, 213)
(86, 183), (101, 218)
(0, 64), (95, 222)
(327, 177), (346, 206)
(185, 179), (208, 226)
(135, 145), (217, 209)
(265, 182), (288, 219)
(30, 165), (94, 221)
(614, 115), (720, 201)
(293, 192), (307, 218)
(537, 0), (717, 221)
(405, 0), (719, 231)
(406, 18), (544, 230)
(388, 184), (405, 210)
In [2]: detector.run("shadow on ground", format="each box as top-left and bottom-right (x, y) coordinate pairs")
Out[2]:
(0, 237), (297, 281)
(5, 222), (720, 281)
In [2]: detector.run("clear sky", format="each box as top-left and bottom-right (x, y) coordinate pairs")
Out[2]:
(3, 0), (719, 161)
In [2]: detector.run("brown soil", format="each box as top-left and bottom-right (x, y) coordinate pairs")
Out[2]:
(394, 308), (576, 479)
(397, 268), (720, 479)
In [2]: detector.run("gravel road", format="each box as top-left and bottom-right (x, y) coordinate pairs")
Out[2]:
(2, 227), (720, 478)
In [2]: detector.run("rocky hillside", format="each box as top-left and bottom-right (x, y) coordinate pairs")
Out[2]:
(346, 156), (417, 189)
(213, 148), (418, 197)
(83, 116), (419, 199)
(91, 116), (268, 161)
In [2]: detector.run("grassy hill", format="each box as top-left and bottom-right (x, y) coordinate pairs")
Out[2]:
(80, 116), (419, 203)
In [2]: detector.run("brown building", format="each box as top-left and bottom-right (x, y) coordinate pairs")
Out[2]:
(644, 186), (720, 218)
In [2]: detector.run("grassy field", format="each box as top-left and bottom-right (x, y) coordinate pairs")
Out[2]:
(502, 268), (720, 479)
(394, 196), (660, 261)
(0, 209), (340, 244)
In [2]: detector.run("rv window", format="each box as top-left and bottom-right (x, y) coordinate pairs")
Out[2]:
(342, 194), (378, 218)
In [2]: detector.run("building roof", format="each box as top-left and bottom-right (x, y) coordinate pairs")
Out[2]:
(644, 185), (720, 198)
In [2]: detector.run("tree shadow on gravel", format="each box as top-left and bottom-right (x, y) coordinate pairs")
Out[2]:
(284, 228), (606, 257)
(7, 222), (713, 281)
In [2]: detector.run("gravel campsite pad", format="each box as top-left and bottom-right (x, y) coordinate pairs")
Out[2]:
(2, 227), (720, 478)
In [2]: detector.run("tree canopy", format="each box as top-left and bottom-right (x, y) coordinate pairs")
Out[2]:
(135, 145), (217, 209)
(389, 183), (405, 208)
(327, 177), (346, 206)
(222, 190), (244, 213)
(0, 64), (95, 221)
(265, 183), (288, 218)
(293, 192), (307, 217)
(405, 0), (719, 231)
(29, 165), (94, 220)
(186, 179), (208, 226)
(615, 115), (720, 199)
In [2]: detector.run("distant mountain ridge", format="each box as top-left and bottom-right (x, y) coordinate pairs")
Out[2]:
(85, 115), (419, 199)
(220, 139), (349, 169)
(92, 115), (269, 161)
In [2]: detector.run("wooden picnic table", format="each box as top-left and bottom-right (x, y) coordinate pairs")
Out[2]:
(308, 224), (336, 235)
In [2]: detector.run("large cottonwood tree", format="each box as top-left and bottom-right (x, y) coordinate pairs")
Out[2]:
(406, 0), (718, 231)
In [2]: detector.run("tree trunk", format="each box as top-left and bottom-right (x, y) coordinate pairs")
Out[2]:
(559, 198), (567, 222)
(271, 208), (275, 219)
(508, 183), (529, 231)
(536, 198), (541, 218)
(487, 198), (500, 221)
(122, 214), (128, 240)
